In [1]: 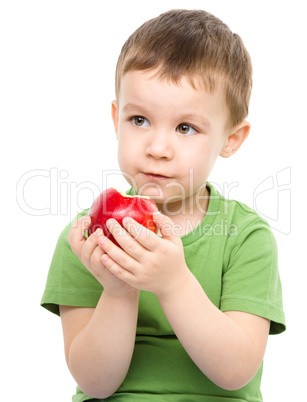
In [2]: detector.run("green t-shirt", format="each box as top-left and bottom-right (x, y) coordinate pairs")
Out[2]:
(41, 183), (286, 402)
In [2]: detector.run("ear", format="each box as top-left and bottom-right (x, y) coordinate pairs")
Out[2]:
(220, 120), (251, 158)
(111, 100), (119, 139)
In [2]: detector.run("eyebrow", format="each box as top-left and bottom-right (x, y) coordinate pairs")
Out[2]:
(178, 113), (211, 129)
(122, 103), (152, 116)
(121, 103), (148, 115)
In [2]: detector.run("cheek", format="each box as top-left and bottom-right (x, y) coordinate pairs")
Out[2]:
(189, 142), (220, 179)
(117, 137), (138, 173)
(117, 143), (128, 170)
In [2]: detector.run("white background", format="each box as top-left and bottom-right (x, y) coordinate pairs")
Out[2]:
(1, 0), (306, 400)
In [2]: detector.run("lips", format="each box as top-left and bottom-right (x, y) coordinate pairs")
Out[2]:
(144, 172), (171, 179)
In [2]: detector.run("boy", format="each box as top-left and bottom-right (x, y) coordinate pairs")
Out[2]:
(41, 9), (285, 401)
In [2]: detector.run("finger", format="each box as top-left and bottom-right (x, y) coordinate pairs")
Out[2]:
(101, 252), (136, 285)
(89, 243), (106, 272)
(105, 218), (144, 259)
(152, 212), (181, 243)
(122, 217), (158, 251)
(99, 228), (139, 273)
(80, 228), (106, 266)
(68, 215), (91, 257)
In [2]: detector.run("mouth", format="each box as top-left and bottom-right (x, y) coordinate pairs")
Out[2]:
(143, 172), (171, 180)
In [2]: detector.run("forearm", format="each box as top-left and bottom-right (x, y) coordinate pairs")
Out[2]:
(158, 272), (263, 390)
(68, 290), (139, 399)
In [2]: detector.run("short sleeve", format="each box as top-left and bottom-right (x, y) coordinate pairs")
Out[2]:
(220, 218), (286, 335)
(40, 210), (103, 316)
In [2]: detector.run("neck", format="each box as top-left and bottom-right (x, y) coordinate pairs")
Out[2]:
(156, 185), (209, 236)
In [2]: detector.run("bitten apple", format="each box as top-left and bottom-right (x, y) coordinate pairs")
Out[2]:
(88, 187), (158, 247)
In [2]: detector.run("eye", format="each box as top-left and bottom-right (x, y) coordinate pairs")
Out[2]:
(177, 123), (197, 135)
(131, 116), (150, 127)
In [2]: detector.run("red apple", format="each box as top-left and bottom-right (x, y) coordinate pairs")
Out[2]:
(88, 187), (158, 247)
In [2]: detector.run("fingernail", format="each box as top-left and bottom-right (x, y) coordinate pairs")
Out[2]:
(107, 219), (115, 228)
(153, 211), (162, 216)
(123, 217), (130, 226)
(82, 218), (91, 227)
(95, 228), (103, 235)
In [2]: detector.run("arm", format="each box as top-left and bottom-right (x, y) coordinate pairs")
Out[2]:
(60, 291), (139, 398)
(61, 217), (139, 399)
(100, 213), (270, 390)
(157, 274), (270, 390)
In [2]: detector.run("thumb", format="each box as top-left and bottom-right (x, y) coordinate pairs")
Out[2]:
(68, 215), (91, 257)
(152, 212), (180, 242)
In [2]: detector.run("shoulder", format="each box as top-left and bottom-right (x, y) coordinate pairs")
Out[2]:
(206, 182), (277, 264)
(207, 182), (272, 233)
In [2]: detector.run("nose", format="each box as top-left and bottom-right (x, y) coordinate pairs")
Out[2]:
(145, 130), (173, 160)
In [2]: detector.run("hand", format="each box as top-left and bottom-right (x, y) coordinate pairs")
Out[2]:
(67, 215), (136, 296)
(99, 212), (191, 299)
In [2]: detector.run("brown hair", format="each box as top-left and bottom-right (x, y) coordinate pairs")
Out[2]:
(115, 9), (252, 128)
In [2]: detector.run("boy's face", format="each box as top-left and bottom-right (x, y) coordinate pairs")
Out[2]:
(112, 70), (242, 213)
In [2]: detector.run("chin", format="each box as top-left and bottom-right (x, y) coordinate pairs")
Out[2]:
(137, 183), (167, 201)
